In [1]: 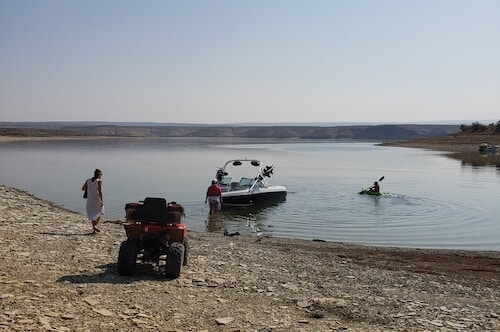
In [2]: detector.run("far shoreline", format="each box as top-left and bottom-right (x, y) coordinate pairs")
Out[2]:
(379, 133), (499, 153)
(1, 132), (499, 153)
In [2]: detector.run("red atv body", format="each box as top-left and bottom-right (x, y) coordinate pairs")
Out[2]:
(117, 197), (189, 279)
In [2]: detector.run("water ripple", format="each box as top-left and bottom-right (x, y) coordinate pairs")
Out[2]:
(209, 195), (494, 248)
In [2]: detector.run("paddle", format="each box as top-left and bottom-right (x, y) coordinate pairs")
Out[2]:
(359, 176), (384, 194)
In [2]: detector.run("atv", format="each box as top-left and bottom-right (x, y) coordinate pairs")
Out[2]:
(117, 197), (189, 279)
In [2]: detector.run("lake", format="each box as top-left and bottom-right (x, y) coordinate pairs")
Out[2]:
(1, 137), (499, 250)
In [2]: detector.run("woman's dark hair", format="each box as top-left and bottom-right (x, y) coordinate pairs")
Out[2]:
(94, 169), (102, 178)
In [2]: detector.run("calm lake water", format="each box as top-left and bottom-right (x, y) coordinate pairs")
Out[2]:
(1, 137), (499, 250)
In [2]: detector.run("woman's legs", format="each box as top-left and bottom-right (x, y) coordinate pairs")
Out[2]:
(92, 213), (103, 232)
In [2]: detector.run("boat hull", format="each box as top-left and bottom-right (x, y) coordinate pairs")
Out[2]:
(479, 147), (497, 153)
(222, 188), (287, 208)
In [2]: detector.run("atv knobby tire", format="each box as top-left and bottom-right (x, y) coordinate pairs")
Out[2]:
(182, 236), (190, 266)
(118, 239), (139, 276)
(165, 242), (184, 279)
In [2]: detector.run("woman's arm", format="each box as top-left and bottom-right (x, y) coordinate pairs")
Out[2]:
(97, 180), (103, 204)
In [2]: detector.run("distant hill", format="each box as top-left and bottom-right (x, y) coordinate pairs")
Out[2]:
(0, 122), (460, 141)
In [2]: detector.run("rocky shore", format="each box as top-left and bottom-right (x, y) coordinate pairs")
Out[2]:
(0, 184), (499, 331)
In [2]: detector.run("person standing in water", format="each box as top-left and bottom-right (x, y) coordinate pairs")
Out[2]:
(82, 169), (104, 233)
(205, 180), (223, 214)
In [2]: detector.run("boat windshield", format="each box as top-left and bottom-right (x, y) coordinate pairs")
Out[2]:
(238, 177), (255, 187)
(219, 177), (232, 185)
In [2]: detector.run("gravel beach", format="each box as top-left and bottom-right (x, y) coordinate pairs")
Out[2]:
(0, 184), (498, 332)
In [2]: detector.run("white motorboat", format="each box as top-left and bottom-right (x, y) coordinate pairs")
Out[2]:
(214, 159), (287, 208)
(478, 143), (499, 154)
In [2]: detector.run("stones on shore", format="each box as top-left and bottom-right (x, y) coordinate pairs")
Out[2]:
(1, 185), (499, 331)
(215, 316), (234, 325)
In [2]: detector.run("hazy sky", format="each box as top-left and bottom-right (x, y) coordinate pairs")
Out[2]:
(1, 0), (499, 124)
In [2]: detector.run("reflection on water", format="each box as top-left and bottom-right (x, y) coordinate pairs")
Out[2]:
(205, 214), (224, 232)
(444, 151), (500, 171)
(205, 198), (286, 235)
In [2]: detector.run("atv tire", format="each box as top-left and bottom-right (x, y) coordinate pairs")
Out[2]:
(165, 242), (184, 279)
(118, 239), (139, 276)
(182, 236), (190, 266)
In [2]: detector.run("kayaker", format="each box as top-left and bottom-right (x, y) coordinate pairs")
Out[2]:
(369, 181), (380, 193)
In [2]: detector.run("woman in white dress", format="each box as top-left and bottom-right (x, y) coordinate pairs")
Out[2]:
(82, 169), (104, 233)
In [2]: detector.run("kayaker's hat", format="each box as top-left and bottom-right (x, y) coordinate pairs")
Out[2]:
(212, 180), (217, 184)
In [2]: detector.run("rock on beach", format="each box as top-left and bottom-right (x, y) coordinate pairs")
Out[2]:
(0, 184), (499, 331)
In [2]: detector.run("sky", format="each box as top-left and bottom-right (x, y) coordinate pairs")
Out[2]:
(1, 0), (499, 124)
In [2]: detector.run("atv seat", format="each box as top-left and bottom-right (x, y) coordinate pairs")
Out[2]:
(127, 197), (184, 225)
(143, 197), (167, 210)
